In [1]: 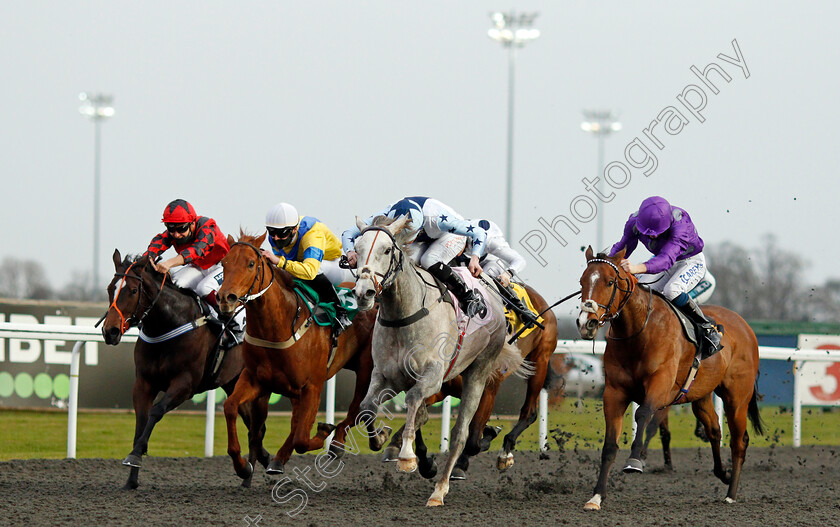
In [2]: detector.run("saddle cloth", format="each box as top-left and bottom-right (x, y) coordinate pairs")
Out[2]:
(448, 267), (498, 337)
(293, 280), (359, 327)
(504, 283), (544, 341)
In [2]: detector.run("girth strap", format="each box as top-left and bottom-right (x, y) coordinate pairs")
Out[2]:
(244, 320), (312, 349)
(139, 317), (208, 344)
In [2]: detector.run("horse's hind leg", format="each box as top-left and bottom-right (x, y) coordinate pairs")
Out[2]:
(123, 377), (155, 490)
(640, 407), (668, 468)
(658, 411), (673, 470)
(691, 395), (727, 484)
(245, 394), (271, 481)
(452, 375), (502, 480)
(722, 391), (751, 503)
(413, 406), (438, 480)
(500, 341), (551, 471)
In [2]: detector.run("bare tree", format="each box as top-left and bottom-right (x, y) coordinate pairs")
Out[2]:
(0, 257), (53, 299)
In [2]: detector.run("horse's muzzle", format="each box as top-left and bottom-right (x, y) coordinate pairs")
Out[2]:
(102, 326), (122, 346)
(576, 315), (599, 340)
(354, 282), (376, 312)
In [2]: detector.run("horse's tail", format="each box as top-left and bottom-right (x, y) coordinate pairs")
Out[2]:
(748, 377), (765, 436)
(491, 341), (534, 380)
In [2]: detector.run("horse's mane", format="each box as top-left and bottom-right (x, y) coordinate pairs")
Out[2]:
(367, 215), (413, 250)
(236, 231), (295, 289)
(121, 254), (199, 298)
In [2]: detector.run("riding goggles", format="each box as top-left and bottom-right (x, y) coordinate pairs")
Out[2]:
(267, 226), (296, 244)
(165, 222), (192, 234)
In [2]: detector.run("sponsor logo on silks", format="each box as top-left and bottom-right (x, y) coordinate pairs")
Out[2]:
(213, 270), (224, 285)
(679, 262), (704, 285)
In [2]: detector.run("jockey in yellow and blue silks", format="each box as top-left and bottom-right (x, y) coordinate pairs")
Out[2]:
(260, 202), (354, 329)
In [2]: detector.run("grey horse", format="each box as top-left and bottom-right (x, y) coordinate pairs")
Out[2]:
(352, 215), (525, 507)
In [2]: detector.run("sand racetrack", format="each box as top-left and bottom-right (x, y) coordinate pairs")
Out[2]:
(1, 446), (838, 526)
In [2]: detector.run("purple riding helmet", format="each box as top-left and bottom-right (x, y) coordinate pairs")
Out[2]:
(636, 196), (672, 236)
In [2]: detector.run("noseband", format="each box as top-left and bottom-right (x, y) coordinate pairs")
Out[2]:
(357, 226), (404, 297)
(581, 258), (637, 326)
(228, 242), (275, 304)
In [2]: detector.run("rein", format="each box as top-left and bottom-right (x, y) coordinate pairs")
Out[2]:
(357, 226), (404, 298)
(229, 241), (314, 349)
(104, 260), (168, 335)
(581, 258), (653, 339)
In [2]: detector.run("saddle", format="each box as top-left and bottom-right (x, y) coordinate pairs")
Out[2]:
(198, 296), (242, 385)
(649, 288), (723, 361)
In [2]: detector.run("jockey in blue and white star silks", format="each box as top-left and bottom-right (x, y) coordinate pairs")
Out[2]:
(460, 219), (526, 288)
(342, 196), (490, 318)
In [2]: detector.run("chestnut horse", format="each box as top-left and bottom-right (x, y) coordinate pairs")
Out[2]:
(217, 233), (389, 482)
(577, 248), (763, 510)
(102, 250), (268, 490)
(381, 283), (558, 480)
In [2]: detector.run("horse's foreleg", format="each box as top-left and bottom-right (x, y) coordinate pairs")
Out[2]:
(358, 370), (398, 452)
(123, 377), (155, 490)
(228, 379), (271, 470)
(691, 395), (726, 484)
(246, 394), (271, 477)
(126, 375), (193, 467)
(224, 370), (263, 483)
(584, 384), (630, 511)
(427, 361), (490, 507)
(400, 366), (442, 474)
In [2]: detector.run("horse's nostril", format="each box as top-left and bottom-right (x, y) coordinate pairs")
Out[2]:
(586, 319), (598, 330)
(225, 294), (238, 304)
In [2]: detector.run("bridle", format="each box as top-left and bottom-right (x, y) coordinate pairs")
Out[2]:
(227, 242), (276, 305)
(581, 258), (638, 327)
(357, 226), (404, 298)
(105, 259), (168, 335)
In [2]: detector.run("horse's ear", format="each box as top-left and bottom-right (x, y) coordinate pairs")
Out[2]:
(389, 214), (410, 235)
(256, 231), (267, 246)
(355, 215), (367, 232)
(227, 234), (235, 246)
(613, 248), (626, 260)
(585, 246), (594, 261)
(112, 249), (122, 269)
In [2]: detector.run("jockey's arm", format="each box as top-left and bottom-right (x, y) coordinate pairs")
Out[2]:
(609, 215), (640, 258)
(436, 216), (489, 258)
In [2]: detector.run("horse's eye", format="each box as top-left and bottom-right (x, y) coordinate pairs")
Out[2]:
(384, 247), (391, 255)
(130, 287), (138, 294)
(607, 279), (615, 286)
(248, 261), (255, 269)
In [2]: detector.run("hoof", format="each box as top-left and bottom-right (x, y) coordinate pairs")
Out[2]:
(317, 422), (337, 436)
(381, 445), (400, 463)
(235, 461), (254, 480)
(622, 458), (645, 473)
(397, 457), (418, 473)
(496, 453), (514, 471)
(584, 494), (602, 511)
(449, 467), (466, 481)
(724, 497), (736, 504)
(370, 426), (392, 451)
(266, 459), (284, 475)
(329, 441), (346, 459)
(426, 497), (444, 507)
(122, 454), (142, 468)
(241, 477), (252, 489)
(122, 481), (139, 491)
(419, 459), (438, 480)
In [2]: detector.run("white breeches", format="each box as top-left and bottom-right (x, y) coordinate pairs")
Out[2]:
(320, 258), (355, 286)
(638, 253), (707, 301)
(170, 262), (224, 297)
(413, 234), (467, 269)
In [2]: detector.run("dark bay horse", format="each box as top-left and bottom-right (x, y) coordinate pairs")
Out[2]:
(217, 233), (389, 482)
(577, 247), (763, 510)
(102, 250), (268, 490)
(381, 283), (558, 480)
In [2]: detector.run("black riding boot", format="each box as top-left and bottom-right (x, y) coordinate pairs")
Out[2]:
(677, 297), (723, 353)
(427, 262), (487, 318)
(501, 284), (540, 326)
(306, 274), (351, 336)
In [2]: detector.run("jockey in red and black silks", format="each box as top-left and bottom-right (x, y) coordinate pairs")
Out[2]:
(144, 199), (230, 306)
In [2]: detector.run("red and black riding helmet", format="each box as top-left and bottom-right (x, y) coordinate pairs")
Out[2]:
(161, 199), (197, 224)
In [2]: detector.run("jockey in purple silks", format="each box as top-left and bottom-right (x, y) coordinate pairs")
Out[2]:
(609, 196), (722, 352)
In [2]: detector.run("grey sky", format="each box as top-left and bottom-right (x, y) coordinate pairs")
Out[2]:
(2, 2), (837, 316)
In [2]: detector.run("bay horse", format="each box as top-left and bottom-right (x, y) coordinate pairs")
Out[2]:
(352, 215), (526, 507)
(381, 283), (558, 480)
(101, 250), (268, 490)
(216, 232), (389, 482)
(577, 247), (763, 510)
